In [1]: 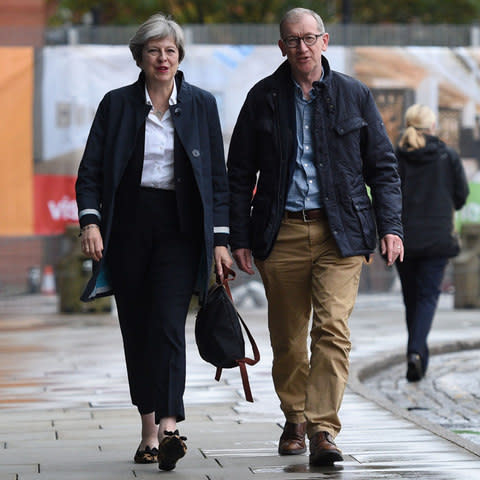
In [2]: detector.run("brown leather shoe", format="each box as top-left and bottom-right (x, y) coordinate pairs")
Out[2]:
(278, 421), (306, 455)
(309, 431), (343, 466)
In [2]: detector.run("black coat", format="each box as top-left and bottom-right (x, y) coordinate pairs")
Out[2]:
(227, 57), (403, 260)
(76, 71), (229, 302)
(395, 135), (469, 258)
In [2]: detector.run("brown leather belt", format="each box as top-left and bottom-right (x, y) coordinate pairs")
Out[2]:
(284, 209), (326, 222)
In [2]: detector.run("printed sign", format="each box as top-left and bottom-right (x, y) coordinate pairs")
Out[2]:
(34, 174), (78, 234)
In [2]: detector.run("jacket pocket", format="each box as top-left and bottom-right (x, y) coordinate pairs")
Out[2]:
(250, 198), (273, 254)
(333, 117), (368, 167)
(334, 117), (367, 136)
(352, 195), (376, 250)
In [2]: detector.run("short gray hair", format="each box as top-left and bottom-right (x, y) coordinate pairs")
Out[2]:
(279, 8), (325, 38)
(129, 13), (185, 65)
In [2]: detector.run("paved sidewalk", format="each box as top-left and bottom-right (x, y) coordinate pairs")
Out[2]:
(0, 293), (480, 479)
(363, 347), (480, 445)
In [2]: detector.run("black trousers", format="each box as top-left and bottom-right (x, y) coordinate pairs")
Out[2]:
(108, 188), (201, 423)
(395, 256), (448, 372)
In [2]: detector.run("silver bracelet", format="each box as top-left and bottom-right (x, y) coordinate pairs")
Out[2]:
(79, 224), (100, 237)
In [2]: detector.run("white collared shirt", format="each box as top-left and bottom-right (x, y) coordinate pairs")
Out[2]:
(141, 82), (177, 190)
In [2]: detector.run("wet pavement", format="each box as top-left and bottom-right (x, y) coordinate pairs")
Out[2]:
(0, 292), (480, 479)
(364, 347), (480, 445)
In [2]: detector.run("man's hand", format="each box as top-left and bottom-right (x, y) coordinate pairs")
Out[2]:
(232, 248), (255, 275)
(381, 234), (404, 267)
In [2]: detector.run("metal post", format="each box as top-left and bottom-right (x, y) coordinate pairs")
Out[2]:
(342, 0), (352, 46)
(342, 0), (352, 24)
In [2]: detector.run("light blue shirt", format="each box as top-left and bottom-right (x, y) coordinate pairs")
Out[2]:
(285, 79), (323, 211)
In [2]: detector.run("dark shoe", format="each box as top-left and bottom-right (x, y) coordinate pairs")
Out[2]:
(134, 445), (158, 464)
(278, 421), (306, 455)
(309, 431), (343, 466)
(158, 430), (187, 471)
(407, 353), (423, 382)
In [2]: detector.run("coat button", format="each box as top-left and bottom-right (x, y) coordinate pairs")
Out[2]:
(192, 149), (200, 157)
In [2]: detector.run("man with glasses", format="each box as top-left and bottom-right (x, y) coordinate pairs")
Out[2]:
(228, 7), (403, 466)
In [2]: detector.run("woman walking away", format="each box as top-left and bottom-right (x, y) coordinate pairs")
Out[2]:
(395, 104), (469, 382)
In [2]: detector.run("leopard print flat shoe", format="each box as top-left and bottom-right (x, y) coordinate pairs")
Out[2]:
(158, 430), (187, 471)
(134, 445), (159, 464)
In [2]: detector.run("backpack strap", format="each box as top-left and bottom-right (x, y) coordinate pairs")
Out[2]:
(214, 267), (260, 403)
(236, 312), (260, 366)
(237, 360), (253, 402)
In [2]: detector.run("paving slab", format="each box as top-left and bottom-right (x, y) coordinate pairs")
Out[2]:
(1, 293), (480, 479)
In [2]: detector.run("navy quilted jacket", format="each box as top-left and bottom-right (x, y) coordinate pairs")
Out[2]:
(228, 57), (403, 260)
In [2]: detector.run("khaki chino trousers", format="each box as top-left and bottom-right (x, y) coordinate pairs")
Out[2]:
(255, 214), (363, 439)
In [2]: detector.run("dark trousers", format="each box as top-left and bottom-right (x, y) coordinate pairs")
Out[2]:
(108, 188), (201, 423)
(395, 256), (448, 371)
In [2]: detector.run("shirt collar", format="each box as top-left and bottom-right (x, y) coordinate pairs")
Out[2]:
(144, 80), (178, 107)
(293, 70), (324, 101)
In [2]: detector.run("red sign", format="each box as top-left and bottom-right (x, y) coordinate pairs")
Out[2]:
(34, 175), (78, 234)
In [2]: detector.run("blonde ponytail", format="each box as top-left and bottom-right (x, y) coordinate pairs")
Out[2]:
(398, 104), (436, 151)
(398, 125), (426, 150)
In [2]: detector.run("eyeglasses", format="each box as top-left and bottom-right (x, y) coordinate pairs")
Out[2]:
(283, 33), (324, 48)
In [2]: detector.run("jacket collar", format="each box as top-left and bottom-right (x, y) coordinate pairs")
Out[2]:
(320, 55), (331, 83)
(174, 70), (191, 104)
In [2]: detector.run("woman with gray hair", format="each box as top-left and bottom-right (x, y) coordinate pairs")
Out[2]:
(76, 13), (232, 470)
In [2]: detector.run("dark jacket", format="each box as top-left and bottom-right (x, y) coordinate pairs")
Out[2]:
(395, 135), (469, 258)
(227, 57), (403, 260)
(76, 71), (229, 302)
